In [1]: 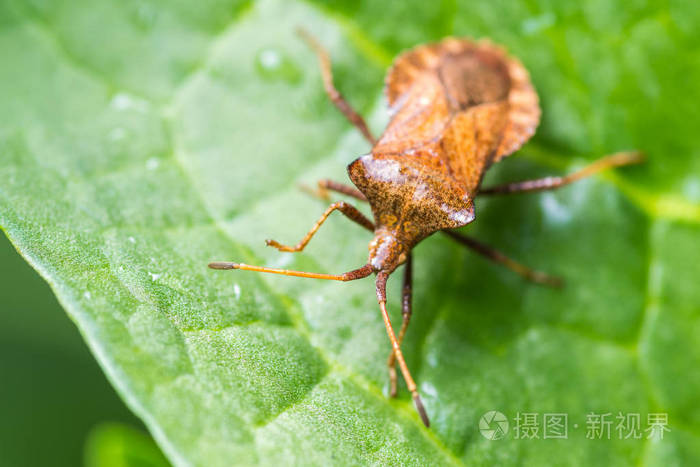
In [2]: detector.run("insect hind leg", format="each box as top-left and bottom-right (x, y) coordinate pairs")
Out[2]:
(478, 151), (644, 195)
(443, 231), (563, 287)
(297, 29), (376, 145)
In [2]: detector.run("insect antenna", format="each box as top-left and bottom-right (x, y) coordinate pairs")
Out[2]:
(376, 272), (430, 427)
(208, 262), (373, 282)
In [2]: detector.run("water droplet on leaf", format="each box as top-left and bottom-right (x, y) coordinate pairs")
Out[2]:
(146, 158), (160, 170)
(110, 92), (151, 113)
(682, 176), (700, 202)
(254, 47), (302, 84)
(521, 12), (556, 35)
(540, 192), (573, 224)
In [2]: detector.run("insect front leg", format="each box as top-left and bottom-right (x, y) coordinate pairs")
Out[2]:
(387, 254), (412, 398)
(479, 151), (643, 195)
(298, 29), (376, 145)
(266, 201), (374, 252)
(443, 231), (562, 287)
(376, 271), (430, 427)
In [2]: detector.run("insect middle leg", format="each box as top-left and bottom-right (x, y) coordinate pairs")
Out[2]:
(443, 230), (562, 287)
(266, 201), (374, 252)
(298, 29), (376, 145)
(302, 179), (368, 202)
(387, 254), (412, 398)
(479, 151), (643, 195)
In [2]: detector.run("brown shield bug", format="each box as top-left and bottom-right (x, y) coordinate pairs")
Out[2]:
(210, 32), (643, 427)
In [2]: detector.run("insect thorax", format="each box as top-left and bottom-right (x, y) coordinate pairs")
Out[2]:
(348, 153), (475, 249)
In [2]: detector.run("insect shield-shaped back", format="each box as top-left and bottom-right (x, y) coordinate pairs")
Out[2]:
(348, 153), (475, 242)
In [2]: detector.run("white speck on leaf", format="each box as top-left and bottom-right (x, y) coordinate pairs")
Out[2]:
(110, 92), (151, 113)
(426, 351), (438, 368)
(521, 12), (556, 35)
(258, 49), (281, 70)
(682, 176), (700, 202)
(271, 254), (294, 269)
(109, 127), (127, 141)
(146, 158), (160, 170)
(541, 192), (573, 224)
(421, 381), (438, 397)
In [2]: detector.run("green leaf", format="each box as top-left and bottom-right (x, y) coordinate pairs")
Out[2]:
(84, 422), (170, 467)
(1, 0), (699, 465)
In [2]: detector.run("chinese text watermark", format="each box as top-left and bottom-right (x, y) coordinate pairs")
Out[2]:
(479, 411), (670, 441)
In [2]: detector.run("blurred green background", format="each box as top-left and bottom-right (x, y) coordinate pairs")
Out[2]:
(0, 232), (167, 466)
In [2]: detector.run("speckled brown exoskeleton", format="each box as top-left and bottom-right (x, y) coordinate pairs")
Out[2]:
(209, 32), (643, 427)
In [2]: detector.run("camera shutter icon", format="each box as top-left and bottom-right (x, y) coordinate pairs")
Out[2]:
(479, 411), (509, 440)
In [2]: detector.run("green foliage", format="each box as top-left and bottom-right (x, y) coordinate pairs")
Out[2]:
(0, 220), (145, 466)
(1, 0), (699, 465)
(84, 423), (170, 467)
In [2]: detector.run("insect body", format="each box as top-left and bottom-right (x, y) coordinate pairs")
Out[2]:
(210, 34), (642, 427)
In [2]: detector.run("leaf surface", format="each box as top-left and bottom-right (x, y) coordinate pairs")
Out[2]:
(1, 0), (699, 464)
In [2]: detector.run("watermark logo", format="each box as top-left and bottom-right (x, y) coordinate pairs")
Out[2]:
(479, 410), (509, 440)
(478, 411), (670, 441)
